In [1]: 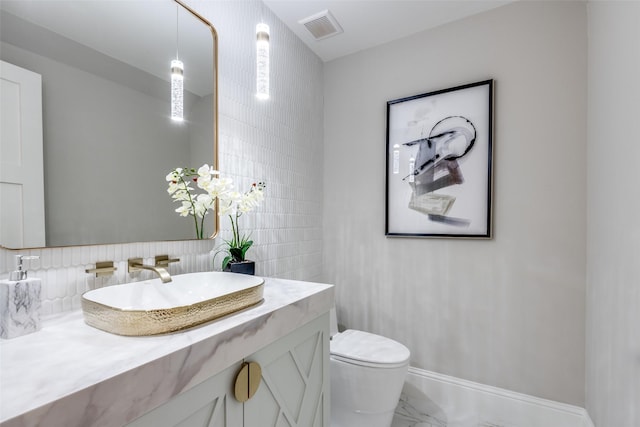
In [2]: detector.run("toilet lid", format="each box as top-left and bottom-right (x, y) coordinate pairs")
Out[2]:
(330, 329), (410, 368)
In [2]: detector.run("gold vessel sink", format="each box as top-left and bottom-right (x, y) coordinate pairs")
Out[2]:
(81, 272), (264, 336)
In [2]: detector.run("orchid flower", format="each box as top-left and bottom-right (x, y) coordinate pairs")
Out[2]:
(166, 166), (265, 247)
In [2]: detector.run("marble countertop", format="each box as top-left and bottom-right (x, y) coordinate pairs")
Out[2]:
(0, 277), (334, 427)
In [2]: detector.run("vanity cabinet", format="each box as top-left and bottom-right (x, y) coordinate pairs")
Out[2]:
(127, 313), (330, 427)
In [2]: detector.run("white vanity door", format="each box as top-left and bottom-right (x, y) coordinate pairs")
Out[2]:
(0, 60), (45, 248)
(125, 313), (330, 427)
(244, 313), (330, 427)
(126, 361), (243, 427)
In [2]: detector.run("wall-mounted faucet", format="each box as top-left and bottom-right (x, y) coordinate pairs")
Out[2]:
(128, 258), (172, 283)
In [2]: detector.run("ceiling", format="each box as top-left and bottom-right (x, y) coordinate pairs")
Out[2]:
(263, 0), (514, 62)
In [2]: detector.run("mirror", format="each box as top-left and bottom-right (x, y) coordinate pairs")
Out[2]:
(0, 0), (218, 248)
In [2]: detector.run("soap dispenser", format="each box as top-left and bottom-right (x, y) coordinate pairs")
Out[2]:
(0, 255), (42, 339)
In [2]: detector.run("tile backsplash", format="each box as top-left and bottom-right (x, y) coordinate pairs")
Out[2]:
(1, 241), (215, 316)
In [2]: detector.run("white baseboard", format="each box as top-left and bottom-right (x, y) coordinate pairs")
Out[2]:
(404, 367), (593, 427)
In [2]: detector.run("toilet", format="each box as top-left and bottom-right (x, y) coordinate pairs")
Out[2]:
(329, 309), (410, 427)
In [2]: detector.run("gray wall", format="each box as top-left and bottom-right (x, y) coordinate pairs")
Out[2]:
(323, 0), (587, 406)
(189, 94), (215, 169)
(586, 2), (640, 425)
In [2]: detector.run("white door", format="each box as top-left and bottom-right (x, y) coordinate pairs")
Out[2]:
(0, 60), (45, 248)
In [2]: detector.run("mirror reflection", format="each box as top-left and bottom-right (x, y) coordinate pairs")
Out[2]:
(0, 0), (217, 248)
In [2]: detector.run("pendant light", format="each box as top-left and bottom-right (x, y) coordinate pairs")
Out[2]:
(171, 60), (184, 121)
(171, 5), (184, 121)
(256, 23), (270, 100)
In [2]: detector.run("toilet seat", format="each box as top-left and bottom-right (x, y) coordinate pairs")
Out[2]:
(330, 329), (410, 369)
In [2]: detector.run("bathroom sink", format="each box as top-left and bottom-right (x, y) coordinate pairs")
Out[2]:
(81, 272), (264, 336)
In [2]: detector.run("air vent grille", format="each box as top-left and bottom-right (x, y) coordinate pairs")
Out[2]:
(299, 10), (343, 40)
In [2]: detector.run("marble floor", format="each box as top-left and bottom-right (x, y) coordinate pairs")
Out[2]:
(391, 383), (508, 427)
(392, 383), (448, 427)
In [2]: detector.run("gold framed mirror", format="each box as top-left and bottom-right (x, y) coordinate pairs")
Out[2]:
(0, 0), (218, 248)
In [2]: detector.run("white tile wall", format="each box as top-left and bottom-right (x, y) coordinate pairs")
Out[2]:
(211, 0), (324, 280)
(0, 241), (215, 316)
(0, 0), (324, 316)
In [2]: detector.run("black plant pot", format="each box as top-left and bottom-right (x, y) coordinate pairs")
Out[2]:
(224, 260), (255, 275)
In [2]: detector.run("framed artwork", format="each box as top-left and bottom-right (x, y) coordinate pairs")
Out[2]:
(385, 79), (494, 238)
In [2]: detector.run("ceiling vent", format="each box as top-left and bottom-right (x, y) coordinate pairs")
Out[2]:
(299, 10), (343, 41)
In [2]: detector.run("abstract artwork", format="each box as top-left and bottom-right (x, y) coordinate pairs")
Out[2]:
(386, 80), (493, 238)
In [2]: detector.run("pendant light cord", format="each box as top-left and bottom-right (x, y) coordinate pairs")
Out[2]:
(175, 3), (179, 60)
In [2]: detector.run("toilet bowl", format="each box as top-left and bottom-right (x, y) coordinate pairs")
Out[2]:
(330, 311), (410, 427)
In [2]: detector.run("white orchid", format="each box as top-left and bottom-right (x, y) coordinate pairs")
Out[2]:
(206, 177), (234, 199)
(175, 201), (192, 217)
(167, 165), (232, 239)
(194, 193), (214, 217)
(165, 168), (183, 182)
(215, 182), (266, 271)
(239, 186), (264, 213)
(218, 191), (241, 216)
(167, 165), (265, 243)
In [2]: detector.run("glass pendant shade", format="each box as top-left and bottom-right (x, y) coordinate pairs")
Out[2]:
(256, 23), (270, 100)
(171, 59), (184, 121)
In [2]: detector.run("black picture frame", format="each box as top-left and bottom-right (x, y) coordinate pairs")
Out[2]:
(385, 79), (494, 238)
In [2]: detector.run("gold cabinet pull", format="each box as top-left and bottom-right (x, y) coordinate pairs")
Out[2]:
(234, 361), (261, 402)
(85, 261), (117, 277)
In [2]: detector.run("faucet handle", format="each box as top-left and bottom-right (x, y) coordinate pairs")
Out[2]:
(127, 258), (144, 274)
(85, 261), (117, 277)
(155, 255), (180, 267)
